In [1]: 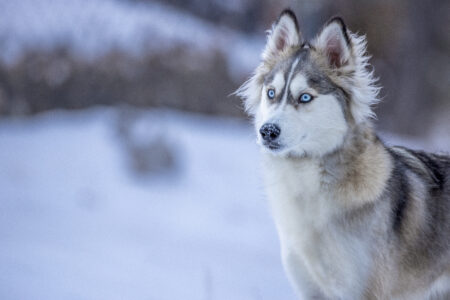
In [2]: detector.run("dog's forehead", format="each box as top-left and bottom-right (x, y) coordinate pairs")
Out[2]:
(264, 58), (294, 85)
(289, 73), (309, 95)
(271, 72), (285, 91)
(266, 52), (338, 93)
(264, 49), (312, 85)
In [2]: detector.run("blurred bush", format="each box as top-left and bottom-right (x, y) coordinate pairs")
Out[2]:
(0, 47), (241, 117)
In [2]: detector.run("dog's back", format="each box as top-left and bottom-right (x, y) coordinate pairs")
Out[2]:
(378, 147), (450, 299)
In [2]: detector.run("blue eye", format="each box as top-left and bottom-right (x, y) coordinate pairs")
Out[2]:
(299, 93), (313, 103)
(267, 88), (275, 99)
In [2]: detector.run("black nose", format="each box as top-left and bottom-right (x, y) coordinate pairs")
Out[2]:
(259, 123), (281, 142)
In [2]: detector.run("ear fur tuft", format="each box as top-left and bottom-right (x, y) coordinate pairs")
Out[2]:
(346, 32), (381, 123)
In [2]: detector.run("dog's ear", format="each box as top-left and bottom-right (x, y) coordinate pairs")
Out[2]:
(313, 17), (351, 68)
(314, 17), (381, 124)
(262, 10), (301, 61)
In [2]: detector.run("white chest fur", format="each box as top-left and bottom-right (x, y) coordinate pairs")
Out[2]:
(262, 155), (370, 299)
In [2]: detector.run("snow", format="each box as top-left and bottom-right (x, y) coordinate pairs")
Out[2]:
(0, 108), (296, 300)
(0, 0), (264, 78)
(0, 107), (447, 300)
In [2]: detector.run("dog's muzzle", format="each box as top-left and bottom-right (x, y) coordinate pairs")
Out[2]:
(260, 123), (281, 142)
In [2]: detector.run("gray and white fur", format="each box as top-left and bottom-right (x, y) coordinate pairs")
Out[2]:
(237, 10), (450, 300)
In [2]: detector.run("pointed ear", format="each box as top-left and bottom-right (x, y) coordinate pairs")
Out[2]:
(314, 17), (351, 68)
(262, 10), (301, 61)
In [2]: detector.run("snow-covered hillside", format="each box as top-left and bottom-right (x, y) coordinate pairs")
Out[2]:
(0, 0), (263, 78)
(0, 108), (296, 300)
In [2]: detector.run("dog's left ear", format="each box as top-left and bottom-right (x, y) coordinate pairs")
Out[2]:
(262, 10), (302, 61)
(313, 17), (381, 124)
(313, 17), (351, 68)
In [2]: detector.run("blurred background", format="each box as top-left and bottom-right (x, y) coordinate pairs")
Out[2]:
(0, 0), (448, 299)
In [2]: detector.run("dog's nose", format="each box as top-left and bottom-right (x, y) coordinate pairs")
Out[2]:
(260, 123), (281, 142)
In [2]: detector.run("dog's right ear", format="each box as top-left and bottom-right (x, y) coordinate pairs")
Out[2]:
(262, 10), (301, 61)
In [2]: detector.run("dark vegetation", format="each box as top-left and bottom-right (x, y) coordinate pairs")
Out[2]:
(0, 47), (242, 117)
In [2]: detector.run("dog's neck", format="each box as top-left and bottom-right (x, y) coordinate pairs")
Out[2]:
(265, 123), (392, 209)
(321, 123), (378, 181)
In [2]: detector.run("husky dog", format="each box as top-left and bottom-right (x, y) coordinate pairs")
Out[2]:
(237, 10), (450, 300)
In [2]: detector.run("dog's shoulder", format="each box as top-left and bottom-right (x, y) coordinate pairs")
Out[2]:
(383, 145), (450, 274)
(387, 146), (450, 191)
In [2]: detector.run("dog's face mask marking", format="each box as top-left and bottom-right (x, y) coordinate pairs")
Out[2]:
(255, 59), (348, 157)
(237, 11), (380, 158)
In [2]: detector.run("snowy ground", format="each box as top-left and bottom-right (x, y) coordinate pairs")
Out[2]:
(0, 108), (296, 300)
(0, 107), (447, 300)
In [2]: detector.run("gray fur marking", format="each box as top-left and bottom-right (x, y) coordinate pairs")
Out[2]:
(264, 49), (353, 122)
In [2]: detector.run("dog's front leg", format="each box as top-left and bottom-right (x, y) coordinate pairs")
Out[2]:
(282, 249), (329, 300)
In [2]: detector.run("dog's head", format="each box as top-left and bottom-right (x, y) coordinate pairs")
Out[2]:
(237, 10), (379, 158)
